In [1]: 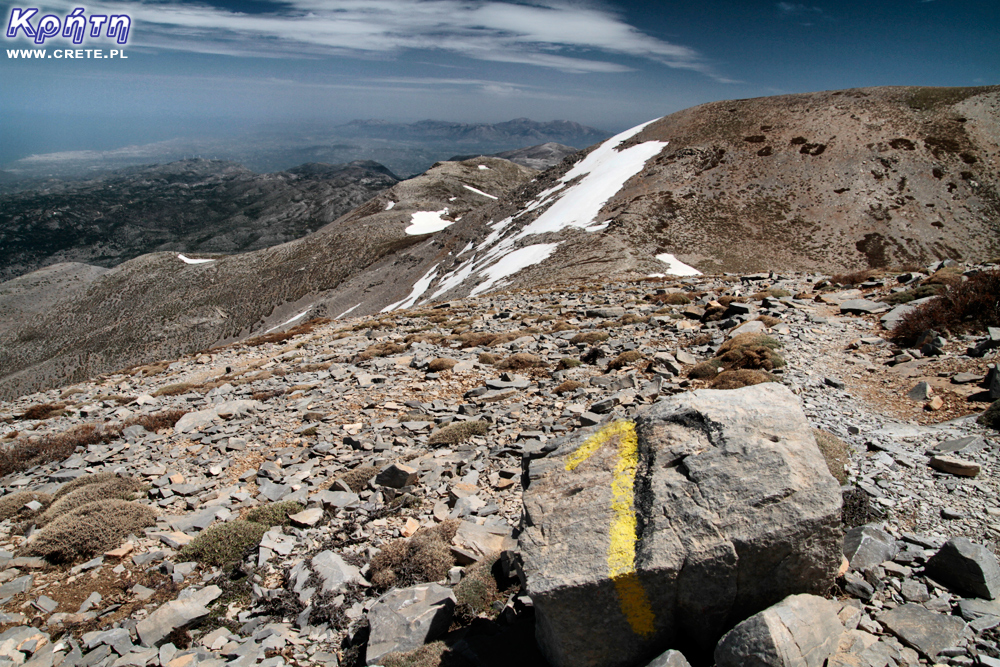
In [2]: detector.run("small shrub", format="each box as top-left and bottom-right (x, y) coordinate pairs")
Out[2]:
(689, 334), (784, 379)
(380, 642), (463, 667)
(924, 266), (964, 287)
(124, 409), (188, 433)
(478, 352), (498, 365)
(356, 342), (410, 362)
(180, 520), (268, 567)
(17, 403), (66, 421)
(979, 401), (1000, 431)
(428, 421), (488, 446)
(557, 357), (582, 370)
(0, 422), (122, 479)
(647, 293), (691, 305)
(616, 314), (649, 326)
(842, 487), (879, 528)
(0, 491), (51, 522)
(251, 389), (285, 402)
(813, 429), (849, 485)
(570, 331), (609, 345)
(767, 288), (791, 298)
(689, 360), (724, 380)
(553, 380), (584, 395)
(427, 358), (458, 372)
(339, 465), (378, 492)
(880, 284), (943, 306)
(891, 269), (1000, 345)
(52, 471), (119, 500)
(710, 369), (778, 390)
(453, 555), (505, 624)
(607, 350), (644, 371)
(38, 476), (146, 525)
(755, 315), (781, 327)
(495, 353), (543, 370)
(19, 499), (156, 564)
(244, 318), (331, 347)
(244, 501), (305, 527)
(369, 520), (459, 590)
(831, 269), (878, 285)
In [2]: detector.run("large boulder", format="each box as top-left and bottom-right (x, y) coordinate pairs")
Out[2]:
(518, 384), (843, 667)
(366, 583), (456, 665)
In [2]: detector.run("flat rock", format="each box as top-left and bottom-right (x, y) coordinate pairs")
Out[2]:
(929, 455), (980, 477)
(366, 583), (456, 665)
(311, 551), (362, 593)
(927, 436), (987, 456)
(925, 537), (1000, 599)
(375, 463), (418, 489)
(843, 525), (899, 572)
(840, 300), (888, 315)
(137, 585), (221, 647)
(715, 594), (844, 667)
(519, 383), (843, 667)
(877, 604), (966, 659)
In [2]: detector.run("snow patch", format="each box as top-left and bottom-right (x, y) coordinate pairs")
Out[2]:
(478, 165), (490, 170)
(178, 254), (214, 265)
(337, 303), (362, 319)
(655, 253), (702, 276)
(463, 184), (498, 200)
(514, 120), (666, 239)
(470, 243), (559, 296)
(405, 209), (452, 235)
(457, 242), (474, 256)
(382, 264), (439, 312)
(385, 200), (395, 210)
(263, 309), (310, 334)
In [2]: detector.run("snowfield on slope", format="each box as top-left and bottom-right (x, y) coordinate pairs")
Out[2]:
(654, 253), (702, 276)
(405, 210), (452, 235)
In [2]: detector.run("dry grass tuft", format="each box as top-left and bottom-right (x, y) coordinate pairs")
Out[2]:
(0, 491), (51, 522)
(179, 520), (268, 567)
(356, 341), (410, 362)
(557, 357), (582, 370)
(709, 369), (778, 390)
(553, 380), (584, 395)
(478, 352), (498, 365)
(813, 429), (849, 485)
(689, 334), (784, 380)
(52, 471), (119, 500)
(427, 358), (458, 372)
(570, 331), (609, 345)
(428, 421), (488, 446)
(244, 318), (331, 347)
(755, 315), (781, 327)
(607, 350), (644, 371)
(38, 476), (146, 526)
(831, 269), (878, 285)
(152, 383), (200, 397)
(339, 465), (378, 492)
(19, 499), (156, 564)
(646, 293), (691, 305)
(17, 403), (66, 421)
(369, 520), (459, 590)
(495, 353), (544, 370)
(891, 269), (1000, 346)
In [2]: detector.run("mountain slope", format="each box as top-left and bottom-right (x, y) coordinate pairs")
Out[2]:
(449, 142), (580, 171)
(0, 159), (400, 281)
(0, 157), (536, 400)
(3, 85), (999, 401)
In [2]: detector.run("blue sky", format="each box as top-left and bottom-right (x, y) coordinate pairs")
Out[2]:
(1, 0), (997, 163)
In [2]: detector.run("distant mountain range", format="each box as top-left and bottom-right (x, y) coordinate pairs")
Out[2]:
(0, 159), (400, 282)
(0, 119), (610, 181)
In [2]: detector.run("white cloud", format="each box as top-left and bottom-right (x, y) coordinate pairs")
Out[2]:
(39, 0), (719, 77)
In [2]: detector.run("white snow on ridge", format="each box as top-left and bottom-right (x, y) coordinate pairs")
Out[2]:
(385, 201), (395, 210)
(478, 165), (490, 170)
(405, 209), (452, 235)
(655, 253), (702, 276)
(178, 254), (214, 264)
(457, 242), (474, 256)
(382, 264), (439, 312)
(469, 243), (559, 296)
(463, 184), (498, 200)
(336, 303), (362, 319)
(263, 309), (310, 334)
(514, 120), (666, 239)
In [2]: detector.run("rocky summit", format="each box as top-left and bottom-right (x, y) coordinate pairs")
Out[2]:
(0, 261), (998, 667)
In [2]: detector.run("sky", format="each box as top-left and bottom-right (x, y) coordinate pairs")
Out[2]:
(1, 0), (997, 164)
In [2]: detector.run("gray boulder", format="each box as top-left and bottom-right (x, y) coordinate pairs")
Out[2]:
(877, 604), (967, 659)
(519, 383), (843, 667)
(843, 525), (898, 572)
(925, 537), (1000, 600)
(715, 594), (844, 667)
(366, 583), (456, 665)
(136, 585), (221, 647)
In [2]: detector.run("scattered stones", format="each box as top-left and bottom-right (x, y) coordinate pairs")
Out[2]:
(929, 455), (981, 477)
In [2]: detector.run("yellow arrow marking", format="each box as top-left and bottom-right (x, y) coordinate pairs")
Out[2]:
(565, 420), (656, 637)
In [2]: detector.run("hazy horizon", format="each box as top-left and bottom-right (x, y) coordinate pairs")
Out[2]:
(2, 0), (997, 167)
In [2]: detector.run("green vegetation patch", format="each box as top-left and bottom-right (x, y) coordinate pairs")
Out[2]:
(813, 429), (850, 485)
(428, 421), (489, 447)
(20, 499), (156, 564)
(180, 520), (268, 567)
(244, 501), (306, 528)
(369, 520), (459, 590)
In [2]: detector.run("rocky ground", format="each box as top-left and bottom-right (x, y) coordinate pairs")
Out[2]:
(0, 262), (997, 667)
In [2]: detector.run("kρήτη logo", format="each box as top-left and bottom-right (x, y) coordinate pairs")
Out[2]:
(6, 7), (131, 45)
